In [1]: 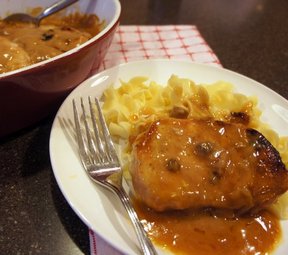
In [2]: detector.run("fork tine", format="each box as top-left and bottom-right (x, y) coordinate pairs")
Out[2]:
(73, 97), (120, 166)
(88, 97), (105, 163)
(93, 97), (120, 165)
(80, 97), (95, 155)
(73, 99), (91, 166)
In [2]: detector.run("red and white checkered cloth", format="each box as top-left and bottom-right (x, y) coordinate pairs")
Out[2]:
(89, 25), (221, 255)
(91, 25), (221, 74)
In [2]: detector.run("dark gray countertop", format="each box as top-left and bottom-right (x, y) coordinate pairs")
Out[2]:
(1, 0), (288, 254)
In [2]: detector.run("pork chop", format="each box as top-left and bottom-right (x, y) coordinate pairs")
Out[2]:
(131, 118), (288, 213)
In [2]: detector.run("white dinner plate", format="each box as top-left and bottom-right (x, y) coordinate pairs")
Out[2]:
(49, 59), (288, 255)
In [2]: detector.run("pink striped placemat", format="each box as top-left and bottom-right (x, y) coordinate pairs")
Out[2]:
(89, 25), (221, 255)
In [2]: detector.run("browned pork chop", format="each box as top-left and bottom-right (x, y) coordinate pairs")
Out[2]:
(131, 118), (288, 213)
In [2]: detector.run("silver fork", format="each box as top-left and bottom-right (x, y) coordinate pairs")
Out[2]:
(73, 97), (157, 255)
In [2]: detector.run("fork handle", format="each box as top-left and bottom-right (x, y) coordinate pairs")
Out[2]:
(112, 186), (158, 255)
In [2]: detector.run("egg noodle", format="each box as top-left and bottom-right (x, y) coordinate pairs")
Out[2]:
(101, 75), (288, 219)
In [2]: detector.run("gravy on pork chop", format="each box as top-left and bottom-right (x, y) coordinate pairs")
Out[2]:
(131, 118), (288, 214)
